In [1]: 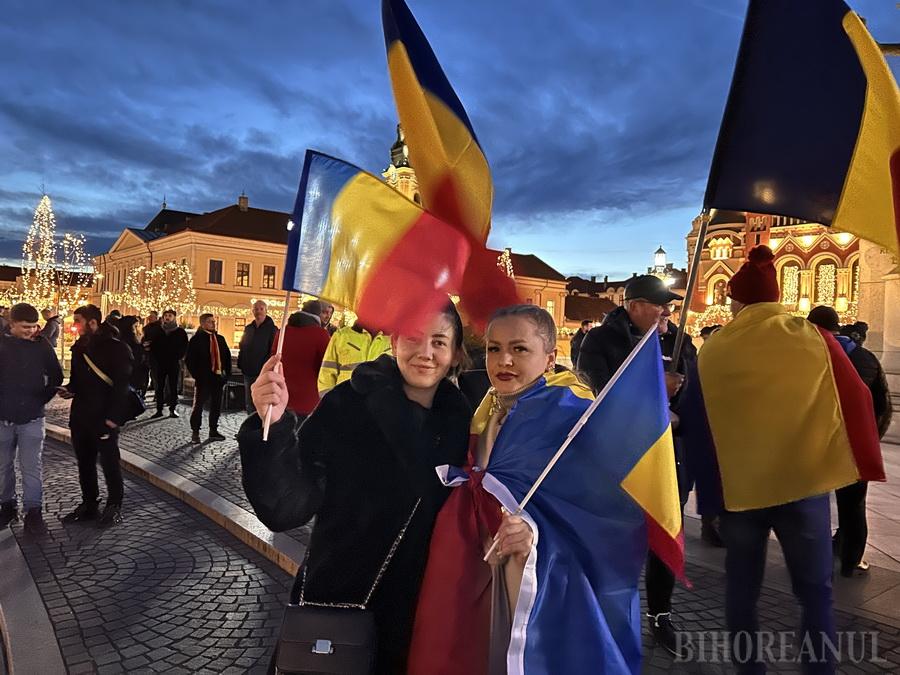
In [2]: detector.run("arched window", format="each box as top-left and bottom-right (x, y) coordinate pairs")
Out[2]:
(814, 260), (837, 306)
(780, 264), (800, 306)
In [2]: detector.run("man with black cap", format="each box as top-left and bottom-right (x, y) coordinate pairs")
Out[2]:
(578, 274), (695, 657)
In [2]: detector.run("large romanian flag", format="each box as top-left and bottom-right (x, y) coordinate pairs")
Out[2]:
(685, 302), (884, 513)
(282, 150), (470, 335)
(382, 0), (519, 324)
(704, 0), (900, 257)
(408, 335), (683, 675)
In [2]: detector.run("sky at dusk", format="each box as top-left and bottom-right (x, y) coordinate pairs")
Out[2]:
(1, 0), (898, 279)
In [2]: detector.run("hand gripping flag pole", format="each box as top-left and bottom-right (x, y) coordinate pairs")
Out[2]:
(262, 290), (291, 442)
(484, 324), (660, 562)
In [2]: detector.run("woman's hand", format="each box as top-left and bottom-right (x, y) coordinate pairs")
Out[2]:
(252, 354), (288, 425)
(492, 512), (534, 564)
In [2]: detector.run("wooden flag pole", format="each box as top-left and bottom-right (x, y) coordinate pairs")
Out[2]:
(483, 325), (658, 562)
(262, 290), (292, 442)
(668, 208), (710, 372)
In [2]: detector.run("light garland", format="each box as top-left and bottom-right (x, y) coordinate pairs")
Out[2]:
(781, 265), (799, 305)
(686, 305), (733, 337)
(56, 233), (91, 316)
(20, 195), (58, 308)
(119, 262), (196, 316)
(497, 248), (515, 278)
(816, 264), (836, 305)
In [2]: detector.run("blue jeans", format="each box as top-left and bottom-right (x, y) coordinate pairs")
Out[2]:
(721, 494), (836, 674)
(0, 417), (46, 510)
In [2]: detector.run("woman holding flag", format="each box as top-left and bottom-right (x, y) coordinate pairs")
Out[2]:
(238, 303), (471, 674)
(408, 304), (683, 674)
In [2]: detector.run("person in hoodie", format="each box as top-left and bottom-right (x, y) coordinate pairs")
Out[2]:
(808, 306), (893, 578)
(58, 304), (133, 528)
(148, 309), (189, 419)
(238, 303), (471, 674)
(0, 303), (63, 535)
(272, 300), (331, 421)
(40, 308), (61, 349)
(238, 300), (276, 414)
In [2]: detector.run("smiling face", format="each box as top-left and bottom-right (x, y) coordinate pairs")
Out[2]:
(392, 313), (459, 396)
(486, 315), (556, 395)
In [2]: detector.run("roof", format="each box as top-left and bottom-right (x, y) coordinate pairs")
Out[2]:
(126, 228), (167, 242)
(489, 250), (565, 281)
(564, 295), (617, 321)
(566, 275), (632, 295)
(144, 208), (199, 233)
(0, 265), (20, 283)
(165, 205), (291, 245)
(708, 209), (747, 227)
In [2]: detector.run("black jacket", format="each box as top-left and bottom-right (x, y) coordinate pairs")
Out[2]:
(186, 330), (232, 383)
(840, 338), (893, 439)
(237, 316), (276, 377)
(0, 334), (63, 424)
(67, 327), (133, 431)
(238, 355), (471, 674)
(570, 329), (587, 368)
(148, 323), (188, 367)
(458, 349), (491, 410)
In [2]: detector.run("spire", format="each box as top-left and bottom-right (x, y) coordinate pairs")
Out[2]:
(162, 194), (167, 210)
(390, 124), (410, 168)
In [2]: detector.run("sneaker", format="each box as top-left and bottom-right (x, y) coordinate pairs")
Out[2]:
(208, 430), (226, 442)
(169, 409), (180, 418)
(97, 503), (122, 528)
(191, 431), (202, 444)
(841, 560), (870, 578)
(647, 613), (687, 659)
(23, 508), (49, 535)
(0, 502), (18, 527)
(150, 410), (165, 419)
(61, 500), (100, 523)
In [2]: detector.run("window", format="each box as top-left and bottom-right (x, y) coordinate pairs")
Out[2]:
(208, 259), (223, 285)
(780, 265), (800, 305)
(262, 265), (276, 289)
(233, 317), (246, 348)
(236, 262), (250, 287)
(545, 300), (555, 317)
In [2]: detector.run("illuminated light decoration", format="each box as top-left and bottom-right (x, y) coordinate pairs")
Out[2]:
(781, 266), (800, 305)
(835, 295), (849, 312)
(815, 263), (836, 306)
(20, 195), (58, 308)
(798, 296), (812, 312)
(497, 248), (514, 278)
(768, 237), (783, 250)
(798, 234), (817, 249)
(120, 262), (196, 316)
(685, 304), (733, 337)
(55, 233), (91, 317)
(834, 232), (855, 246)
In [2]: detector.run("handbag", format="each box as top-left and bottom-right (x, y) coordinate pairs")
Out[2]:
(275, 499), (421, 675)
(83, 353), (147, 423)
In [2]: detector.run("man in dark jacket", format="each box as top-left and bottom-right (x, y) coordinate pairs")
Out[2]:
(186, 313), (231, 444)
(570, 319), (591, 369)
(58, 304), (133, 527)
(0, 303), (63, 534)
(808, 307), (893, 578)
(238, 300), (276, 414)
(40, 308), (61, 349)
(148, 309), (188, 418)
(577, 274), (692, 657)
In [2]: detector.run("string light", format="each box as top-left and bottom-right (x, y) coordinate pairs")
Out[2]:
(20, 195), (58, 308)
(117, 262), (196, 316)
(815, 264), (836, 305)
(497, 248), (514, 278)
(781, 266), (799, 305)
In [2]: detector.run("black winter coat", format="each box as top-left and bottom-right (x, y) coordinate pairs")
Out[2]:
(0, 334), (63, 424)
(237, 316), (276, 377)
(67, 328), (133, 432)
(148, 324), (189, 367)
(238, 355), (471, 674)
(844, 341), (893, 438)
(186, 330), (232, 383)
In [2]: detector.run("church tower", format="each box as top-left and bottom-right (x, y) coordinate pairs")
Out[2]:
(381, 125), (421, 204)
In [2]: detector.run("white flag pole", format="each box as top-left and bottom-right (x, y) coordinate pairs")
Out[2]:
(483, 324), (659, 561)
(262, 289), (292, 442)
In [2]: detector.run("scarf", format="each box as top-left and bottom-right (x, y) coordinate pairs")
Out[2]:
(162, 320), (178, 334)
(206, 329), (222, 375)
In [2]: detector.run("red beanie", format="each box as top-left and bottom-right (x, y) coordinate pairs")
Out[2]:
(728, 245), (779, 305)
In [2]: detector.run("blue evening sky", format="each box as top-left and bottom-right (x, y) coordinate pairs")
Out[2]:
(0, 1), (897, 278)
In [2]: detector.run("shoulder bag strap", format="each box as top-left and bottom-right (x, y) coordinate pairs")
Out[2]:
(299, 498), (421, 610)
(83, 353), (113, 386)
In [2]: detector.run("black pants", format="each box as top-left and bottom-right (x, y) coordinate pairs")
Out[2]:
(646, 445), (689, 615)
(154, 361), (181, 412)
(71, 426), (123, 506)
(191, 378), (224, 433)
(835, 481), (868, 574)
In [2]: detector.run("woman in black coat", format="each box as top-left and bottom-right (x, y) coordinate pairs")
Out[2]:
(238, 304), (471, 674)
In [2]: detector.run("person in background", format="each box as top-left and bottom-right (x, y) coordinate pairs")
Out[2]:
(148, 310), (188, 419)
(238, 301), (276, 415)
(317, 322), (392, 396)
(699, 324), (722, 345)
(142, 311), (161, 395)
(0, 307), (9, 335)
(0, 303), (63, 535)
(40, 308), (61, 349)
(59, 304), (133, 527)
(272, 300), (330, 422)
(105, 309), (122, 328)
(321, 302), (337, 336)
(186, 313), (231, 444)
(117, 316), (150, 398)
(569, 319), (592, 369)
(808, 306), (893, 578)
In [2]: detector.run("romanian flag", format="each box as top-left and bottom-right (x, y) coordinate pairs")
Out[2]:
(704, 0), (900, 257)
(408, 336), (683, 675)
(281, 150), (469, 335)
(382, 0), (519, 324)
(684, 302), (884, 513)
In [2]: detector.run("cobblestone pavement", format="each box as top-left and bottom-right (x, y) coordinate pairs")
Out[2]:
(11, 439), (291, 674)
(45, 396), (312, 550)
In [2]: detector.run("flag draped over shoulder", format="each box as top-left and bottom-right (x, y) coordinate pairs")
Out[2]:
(704, 0), (900, 257)
(689, 302), (884, 513)
(382, 0), (519, 325)
(281, 150), (470, 335)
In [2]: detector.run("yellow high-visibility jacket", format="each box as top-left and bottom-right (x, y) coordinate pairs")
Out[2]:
(317, 327), (392, 395)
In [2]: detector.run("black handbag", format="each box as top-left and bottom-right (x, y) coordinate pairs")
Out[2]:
(83, 353), (146, 422)
(275, 499), (420, 675)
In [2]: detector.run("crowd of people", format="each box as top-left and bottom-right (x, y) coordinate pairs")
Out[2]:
(0, 243), (893, 672)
